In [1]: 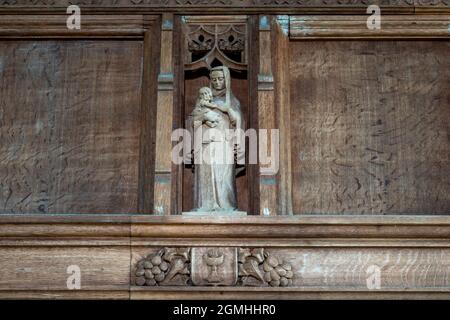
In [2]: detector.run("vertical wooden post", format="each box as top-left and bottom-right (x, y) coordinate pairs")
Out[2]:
(153, 13), (174, 215)
(138, 17), (159, 214)
(274, 15), (293, 215)
(258, 15), (277, 216)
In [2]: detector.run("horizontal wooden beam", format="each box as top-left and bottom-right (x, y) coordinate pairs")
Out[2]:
(1, 287), (449, 300)
(130, 286), (450, 300)
(1, 214), (448, 225)
(0, 214), (449, 239)
(290, 15), (450, 39)
(0, 15), (157, 38)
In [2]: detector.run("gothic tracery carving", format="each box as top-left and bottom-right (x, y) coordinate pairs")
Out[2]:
(184, 22), (247, 71)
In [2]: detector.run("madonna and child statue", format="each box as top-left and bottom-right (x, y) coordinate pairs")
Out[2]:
(183, 66), (247, 216)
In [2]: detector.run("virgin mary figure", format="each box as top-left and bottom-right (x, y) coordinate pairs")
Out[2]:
(189, 66), (244, 213)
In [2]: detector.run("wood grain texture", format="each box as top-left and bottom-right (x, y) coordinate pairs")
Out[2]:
(138, 18), (159, 214)
(1, 213), (448, 240)
(258, 15), (278, 216)
(0, 214), (448, 299)
(153, 14), (174, 216)
(0, 247), (130, 291)
(274, 17), (293, 216)
(290, 15), (450, 39)
(282, 247), (450, 288)
(0, 40), (143, 214)
(290, 41), (450, 215)
(130, 286), (450, 300)
(0, 15), (151, 38)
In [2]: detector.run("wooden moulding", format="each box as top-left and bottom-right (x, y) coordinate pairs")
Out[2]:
(290, 15), (450, 39)
(0, 15), (158, 38)
(130, 287), (450, 300)
(0, 1), (449, 15)
(0, 214), (449, 240)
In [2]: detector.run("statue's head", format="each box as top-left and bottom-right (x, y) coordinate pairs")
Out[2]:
(209, 66), (231, 106)
(210, 69), (226, 90)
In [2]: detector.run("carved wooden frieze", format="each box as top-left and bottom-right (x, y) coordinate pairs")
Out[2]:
(191, 247), (238, 286)
(133, 247), (294, 287)
(134, 247), (191, 286)
(1, 0), (449, 7)
(238, 248), (294, 287)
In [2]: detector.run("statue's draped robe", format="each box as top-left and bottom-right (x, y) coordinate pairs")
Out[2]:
(191, 93), (243, 212)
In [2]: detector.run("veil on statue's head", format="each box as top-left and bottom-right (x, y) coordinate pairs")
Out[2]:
(210, 65), (231, 108)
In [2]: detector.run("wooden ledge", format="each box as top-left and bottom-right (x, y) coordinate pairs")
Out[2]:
(129, 286), (450, 300)
(1, 213), (449, 224)
(0, 214), (448, 240)
(1, 287), (449, 300)
(290, 15), (450, 39)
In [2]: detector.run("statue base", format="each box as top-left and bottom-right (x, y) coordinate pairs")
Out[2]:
(182, 211), (247, 217)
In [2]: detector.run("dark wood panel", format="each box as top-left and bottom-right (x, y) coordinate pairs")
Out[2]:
(290, 41), (450, 215)
(0, 40), (143, 214)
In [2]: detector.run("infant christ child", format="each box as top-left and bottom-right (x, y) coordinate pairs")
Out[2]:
(194, 87), (240, 129)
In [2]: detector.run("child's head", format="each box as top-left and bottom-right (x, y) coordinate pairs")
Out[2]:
(198, 87), (213, 102)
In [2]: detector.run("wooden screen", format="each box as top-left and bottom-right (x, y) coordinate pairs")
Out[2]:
(290, 41), (450, 215)
(0, 40), (144, 214)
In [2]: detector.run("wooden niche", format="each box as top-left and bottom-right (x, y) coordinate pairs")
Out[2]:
(177, 16), (258, 214)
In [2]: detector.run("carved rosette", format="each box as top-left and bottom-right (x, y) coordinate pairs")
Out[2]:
(133, 247), (293, 287)
(238, 248), (294, 287)
(134, 247), (191, 286)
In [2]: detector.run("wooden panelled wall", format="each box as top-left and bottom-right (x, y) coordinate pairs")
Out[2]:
(290, 40), (450, 215)
(0, 40), (143, 214)
(0, 3), (449, 299)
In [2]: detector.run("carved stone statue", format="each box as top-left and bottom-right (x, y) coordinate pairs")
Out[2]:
(185, 66), (245, 215)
